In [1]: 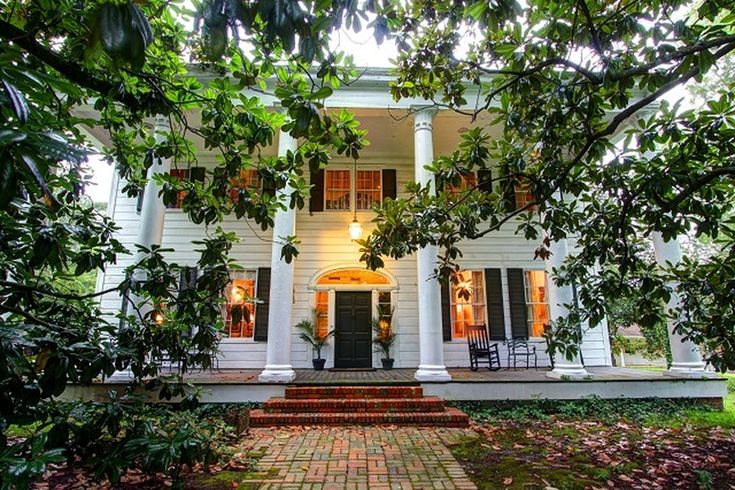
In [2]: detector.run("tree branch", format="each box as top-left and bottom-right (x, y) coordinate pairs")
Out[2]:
(0, 18), (167, 112)
(0, 281), (119, 300)
(577, 0), (605, 58)
(663, 166), (735, 211)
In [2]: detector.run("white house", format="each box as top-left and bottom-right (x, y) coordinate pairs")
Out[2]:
(89, 68), (712, 391)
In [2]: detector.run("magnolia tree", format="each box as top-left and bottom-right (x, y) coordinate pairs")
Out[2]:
(1, 0), (734, 484)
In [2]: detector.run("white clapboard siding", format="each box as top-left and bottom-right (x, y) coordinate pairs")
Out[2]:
(98, 155), (612, 369)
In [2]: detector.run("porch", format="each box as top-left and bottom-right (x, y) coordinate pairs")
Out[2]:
(64, 367), (727, 404)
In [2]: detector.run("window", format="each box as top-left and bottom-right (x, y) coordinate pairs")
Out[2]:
(223, 271), (256, 338)
(356, 170), (382, 210)
(167, 167), (205, 208)
(377, 292), (392, 324)
(314, 291), (329, 339)
(228, 169), (260, 201)
(325, 170), (351, 210)
(446, 172), (477, 196)
(514, 179), (534, 209)
(450, 270), (486, 338)
(525, 270), (550, 337)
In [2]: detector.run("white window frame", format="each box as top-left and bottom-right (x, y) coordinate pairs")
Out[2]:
(323, 168), (384, 212)
(355, 169), (383, 210)
(324, 168), (353, 211)
(221, 269), (257, 342)
(524, 269), (550, 339)
(449, 270), (487, 340)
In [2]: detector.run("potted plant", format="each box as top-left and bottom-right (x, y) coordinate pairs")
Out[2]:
(373, 317), (397, 369)
(295, 318), (333, 371)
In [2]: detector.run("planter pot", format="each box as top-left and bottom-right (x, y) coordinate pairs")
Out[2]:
(381, 358), (394, 370)
(312, 358), (326, 371)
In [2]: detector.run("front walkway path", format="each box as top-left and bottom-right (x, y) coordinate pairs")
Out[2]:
(239, 427), (478, 489)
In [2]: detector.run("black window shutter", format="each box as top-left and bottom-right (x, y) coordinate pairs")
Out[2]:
(440, 280), (452, 341)
(136, 188), (145, 215)
(507, 268), (529, 339)
(484, 268), (506, 340)
(177, 267), (198, 312)
(190, 166), (206, 183)
(309, 169), (324, 213)
(477, 169), (493, 194)
(177, 267), (199, 336)
(253, 267), (271, 341)
(502, 176), (517, 212)
(382, 169), (397, 200)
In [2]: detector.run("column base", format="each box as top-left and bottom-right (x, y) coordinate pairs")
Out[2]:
(546, 364), (591, 380)
(415, 365), (452, 382)
(258, 365), (296, 383)
(665, 363), (712, 379)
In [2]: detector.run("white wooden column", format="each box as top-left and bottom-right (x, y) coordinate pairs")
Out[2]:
(413, 109), (451, 382)
(651, 232), (708, 377)
(545, 232), (589, 379)
(134, 117), (171, 262)
(258, 131), (298, 383)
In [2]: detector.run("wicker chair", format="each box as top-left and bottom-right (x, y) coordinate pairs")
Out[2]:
(467, 324), (501, 371)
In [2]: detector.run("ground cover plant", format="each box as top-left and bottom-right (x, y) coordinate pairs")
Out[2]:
(451, 390), (735, 490)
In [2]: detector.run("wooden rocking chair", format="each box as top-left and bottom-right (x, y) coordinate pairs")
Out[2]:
(467, 324), (501, 371)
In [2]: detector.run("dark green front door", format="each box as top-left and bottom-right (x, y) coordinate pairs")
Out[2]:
(335, 292), (372, 368)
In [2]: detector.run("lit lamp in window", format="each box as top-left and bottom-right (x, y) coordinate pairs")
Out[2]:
(152, 309), (165, 325)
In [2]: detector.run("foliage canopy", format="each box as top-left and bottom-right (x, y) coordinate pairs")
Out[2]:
(1, 0), (734, 485)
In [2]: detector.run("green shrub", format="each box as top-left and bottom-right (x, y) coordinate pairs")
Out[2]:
(1, 396), (234, 489)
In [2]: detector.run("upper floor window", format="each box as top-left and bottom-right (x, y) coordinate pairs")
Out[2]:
(450, 270), (486, 339)
(167, 167), (205, 209)
(229, 169), (260, 201)
(446, 172), (477, 196)
(514, 179), (534, 209)
(356, 170), (382, 210)
(222, 270), (256, 339)
(325, 170), (351, 211)
(525, 270), (550, 337)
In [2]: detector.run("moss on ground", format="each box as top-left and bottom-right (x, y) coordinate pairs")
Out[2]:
(450, 435), (602, 490)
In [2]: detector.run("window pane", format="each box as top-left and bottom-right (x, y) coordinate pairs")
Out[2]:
(315, 291), (329, 338)
(325, 170), (351, 210)
(514, 179), (534, 209)
(525, 270), (550, 337)
(229, 169), (260, 202)
(223, 271), (256, 338)
(356, 170), (381, 210)
(447, 172), (477, 196)
(167, 169), (190, 208)
(449, 270), (486, 338)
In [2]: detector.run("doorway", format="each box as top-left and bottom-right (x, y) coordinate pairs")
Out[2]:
(334, 291), (372, 368)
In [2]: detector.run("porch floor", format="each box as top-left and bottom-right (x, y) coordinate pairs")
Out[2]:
(106, 366), (717, 385)
(66, 367), (725, 404)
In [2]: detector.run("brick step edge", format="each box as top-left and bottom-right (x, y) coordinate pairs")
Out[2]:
(263, 396), (446, 413)
(285, 386), (423, 399)
(249, 407), (469, 427)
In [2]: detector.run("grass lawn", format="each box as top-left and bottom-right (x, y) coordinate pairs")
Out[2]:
(449, 377), (735, 490)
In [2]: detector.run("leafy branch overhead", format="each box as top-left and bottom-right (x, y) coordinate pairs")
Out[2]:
(1, 0), (735, 486)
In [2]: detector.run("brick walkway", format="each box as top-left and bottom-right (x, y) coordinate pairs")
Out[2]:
(239, 427), (478, 489)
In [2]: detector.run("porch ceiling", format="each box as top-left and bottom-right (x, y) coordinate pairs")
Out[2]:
(77, 107), (501, 165)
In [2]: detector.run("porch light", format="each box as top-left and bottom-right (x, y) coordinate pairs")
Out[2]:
(348, 217), (363, 240)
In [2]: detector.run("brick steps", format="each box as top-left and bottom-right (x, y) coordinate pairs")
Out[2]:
(249, 407), (469, 427)
(285, 385), (423, 399)
(250, 385), (469, 427)
(263, 396), (446, 413)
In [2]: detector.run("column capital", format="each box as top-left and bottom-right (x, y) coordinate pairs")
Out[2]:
(412, 106), (438, 132)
